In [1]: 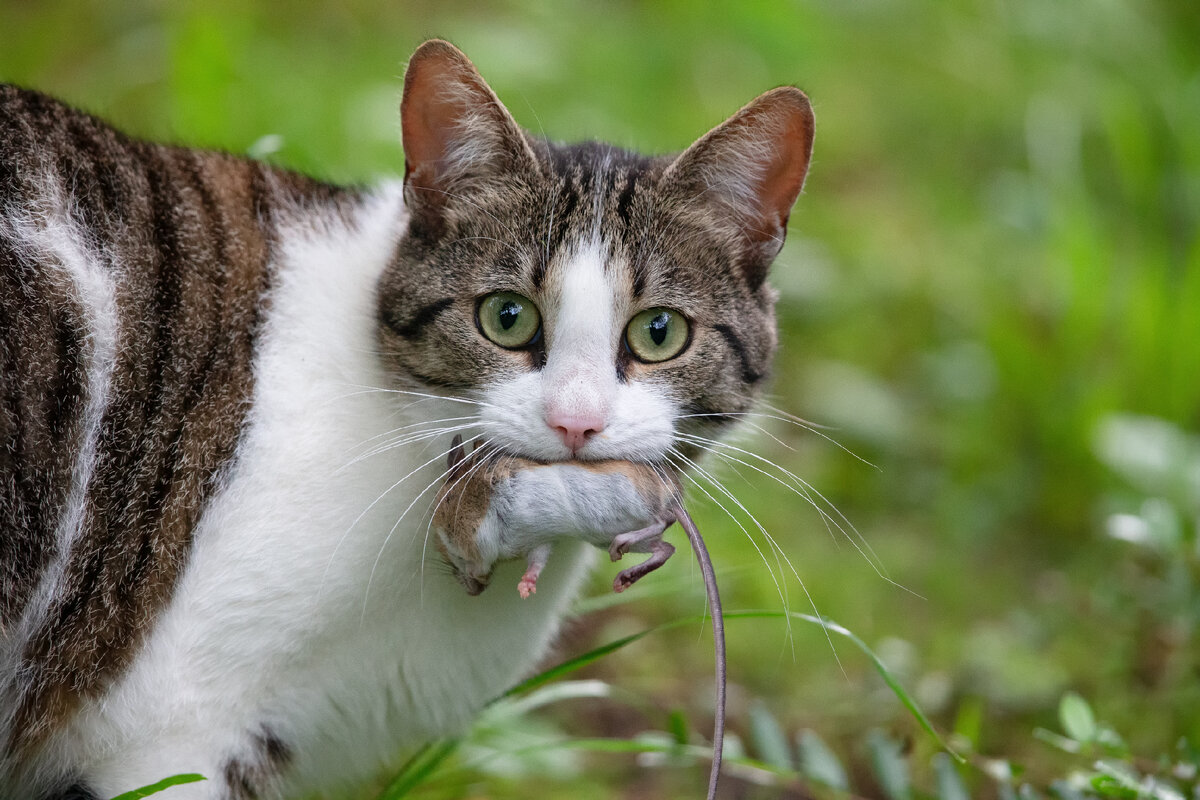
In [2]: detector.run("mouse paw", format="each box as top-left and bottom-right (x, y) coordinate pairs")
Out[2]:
(608, 536), (631, 562)
(518, 544), (551, 599)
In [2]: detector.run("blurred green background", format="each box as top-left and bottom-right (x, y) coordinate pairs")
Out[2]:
(5, 1), (1199, 797)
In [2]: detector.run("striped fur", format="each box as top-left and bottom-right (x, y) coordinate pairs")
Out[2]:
(0, 39), (812, 799)
(0, 84), (357, 794)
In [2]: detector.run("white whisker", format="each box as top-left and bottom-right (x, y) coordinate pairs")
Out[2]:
(677, 430), (844, 551)
(678, 408), (878, 470)
(665, 449), (791, 630)
(677, 431), (914, 596)
(674, 447), (851, 671)
(317, 433), (489, 606)
(337, 384), (499, 410)
(341, 414), (483, 455)
(417, 441), (505, 601)
(339, 420), (496, 472)
(360, 433), (495, 619)
(759, 401), (880, 470)
(672, 448), (795, 606)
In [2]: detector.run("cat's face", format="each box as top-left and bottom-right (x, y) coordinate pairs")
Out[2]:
(377, 40), (813, 466)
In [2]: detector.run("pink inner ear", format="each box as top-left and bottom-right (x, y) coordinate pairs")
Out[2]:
(660, 86), (813, 286)
(399, 40), (534, 205)
(401, 46), (479, 184)
(754, 96), (816, 229)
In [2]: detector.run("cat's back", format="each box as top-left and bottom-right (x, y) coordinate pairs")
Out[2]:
(0, 83), (356, 771)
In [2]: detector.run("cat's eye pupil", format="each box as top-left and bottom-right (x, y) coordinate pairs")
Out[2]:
(499, 301), (520, 330)
(648, 313), (669, 346)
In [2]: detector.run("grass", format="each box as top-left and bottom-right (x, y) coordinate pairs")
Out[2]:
(4, 1), (1198, 797)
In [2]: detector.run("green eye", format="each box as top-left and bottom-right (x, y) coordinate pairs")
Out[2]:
(477, 292), (542, 349)
(625, 308), (690, 363)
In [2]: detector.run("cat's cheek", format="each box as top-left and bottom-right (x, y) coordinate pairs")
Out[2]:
(379, 320), (523, 394)
(592, 380), (679, 461)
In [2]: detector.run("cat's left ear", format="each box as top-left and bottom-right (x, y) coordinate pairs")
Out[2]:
(663, 87), (814, 289)
(400, 40), (537, 230)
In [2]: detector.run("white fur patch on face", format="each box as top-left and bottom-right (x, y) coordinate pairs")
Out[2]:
(543, 239), (616, 424)
(480, 239), (678, 462)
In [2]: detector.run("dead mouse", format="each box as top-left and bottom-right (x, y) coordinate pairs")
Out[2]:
(433, 437), (727, 800)
(432, 436), (680, 597)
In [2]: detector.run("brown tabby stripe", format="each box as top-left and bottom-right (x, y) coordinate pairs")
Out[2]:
(0, 243), (89, 628)
(0, 85), (357, 752)
(712, 323), (766, 385)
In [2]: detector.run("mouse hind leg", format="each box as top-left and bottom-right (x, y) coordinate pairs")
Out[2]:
(517, 543), (552, 599)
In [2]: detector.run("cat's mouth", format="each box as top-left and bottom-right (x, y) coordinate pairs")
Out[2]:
(479, 429), (672, 467)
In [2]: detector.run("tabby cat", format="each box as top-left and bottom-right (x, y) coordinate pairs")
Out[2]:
(0, 39), (813, 799)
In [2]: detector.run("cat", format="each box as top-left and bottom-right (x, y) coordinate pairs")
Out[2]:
(0, 38), (813, 799)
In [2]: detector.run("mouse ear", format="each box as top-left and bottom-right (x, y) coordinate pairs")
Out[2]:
(446, 434), (467, 476)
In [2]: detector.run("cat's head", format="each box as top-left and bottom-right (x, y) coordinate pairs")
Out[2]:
(377, 39), (813, 466)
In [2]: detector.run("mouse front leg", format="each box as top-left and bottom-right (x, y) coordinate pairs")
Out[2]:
(610, 517), (676, 592)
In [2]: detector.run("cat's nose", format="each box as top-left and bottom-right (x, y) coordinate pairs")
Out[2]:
(547, 411), (605, 455)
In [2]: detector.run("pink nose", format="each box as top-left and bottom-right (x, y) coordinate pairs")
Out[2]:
(547, 411), (605, 454)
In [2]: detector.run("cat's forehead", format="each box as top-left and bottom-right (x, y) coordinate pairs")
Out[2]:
(417, 135), (751, 316)
(515, 140), (740, 304)
(533, 140), (661, 239)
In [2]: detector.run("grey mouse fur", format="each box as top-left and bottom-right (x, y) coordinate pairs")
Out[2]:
(432, 436), (680, 596)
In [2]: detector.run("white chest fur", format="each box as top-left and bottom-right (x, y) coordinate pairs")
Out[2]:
(64, 185), (595, 798)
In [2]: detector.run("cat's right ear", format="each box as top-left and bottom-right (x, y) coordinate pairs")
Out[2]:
(401, 40), (536, 231)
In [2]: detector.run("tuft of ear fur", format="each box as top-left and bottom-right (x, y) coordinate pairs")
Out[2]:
(663, 87), (815, 289)
(400, 39), (536, 232)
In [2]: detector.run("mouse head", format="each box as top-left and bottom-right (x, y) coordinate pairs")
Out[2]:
(435, 536), (491, 596)
(433, 435), (499, 595)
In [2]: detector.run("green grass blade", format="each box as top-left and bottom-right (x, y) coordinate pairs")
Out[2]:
(723, 610), (964, 763)
(376, 738), (462, 800)
(108, 774), (206, 800)
(384, 608), (958, 797)
(868, 729), (913, 800)
(797, 729), (850, 790)
(508, 609), (958, 759)
(502, 616), (704, 699)
(443, 735), (804, 780)
(508, 608), (959, 760)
